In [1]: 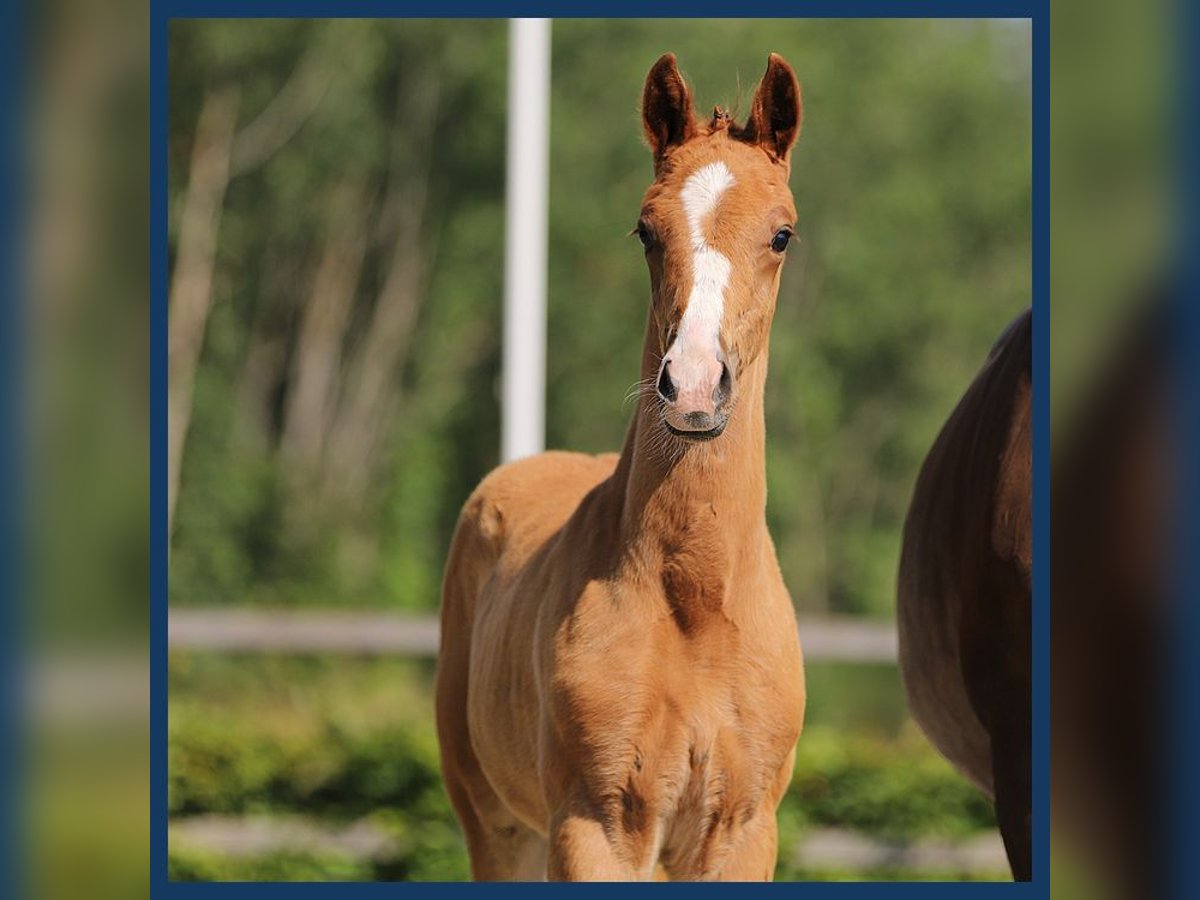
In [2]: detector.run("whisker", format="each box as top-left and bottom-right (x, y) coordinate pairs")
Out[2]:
(622, 377), (657, 410)
(647, 409), (687, 466)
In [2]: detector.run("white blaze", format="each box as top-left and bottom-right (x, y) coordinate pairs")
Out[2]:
(670, 162), (735, 363)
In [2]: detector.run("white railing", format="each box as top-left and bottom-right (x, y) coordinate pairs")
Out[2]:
(168, 608), (898, 664)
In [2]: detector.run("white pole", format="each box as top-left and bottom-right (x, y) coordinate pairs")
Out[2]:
(501, 18), (551, 463)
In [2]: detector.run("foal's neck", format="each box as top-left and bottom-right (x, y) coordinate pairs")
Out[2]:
(608, 345), (770, 565)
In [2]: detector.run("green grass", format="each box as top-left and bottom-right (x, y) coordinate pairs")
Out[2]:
(168, 653), (997, 881)
(169, 847), (377, 882)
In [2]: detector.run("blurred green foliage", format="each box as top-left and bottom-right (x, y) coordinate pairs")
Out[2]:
(168, 18), (1030, 618)
(1050, 0), (1171, 422)
(168, 655), (999, 881)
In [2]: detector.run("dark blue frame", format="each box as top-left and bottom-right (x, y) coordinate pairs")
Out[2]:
(1175, 2), (1200, 900)
(1, 0), (25, 897)
(151, 3), (1048, 894)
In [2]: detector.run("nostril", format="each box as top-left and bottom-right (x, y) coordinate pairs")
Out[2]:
(714, 361), (733, 405)
(657, 361), (677, 403)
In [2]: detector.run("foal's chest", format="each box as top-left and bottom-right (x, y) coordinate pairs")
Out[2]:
(554, 607), (802, 867)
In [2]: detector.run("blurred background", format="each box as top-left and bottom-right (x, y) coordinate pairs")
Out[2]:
(24, 1), (149, 899)
(15, 0), (1190, 895)
(165, 18), (1030, 882)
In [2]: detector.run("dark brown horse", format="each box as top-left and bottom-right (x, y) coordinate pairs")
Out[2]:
(1051, 295), (1168, 900)
(897, 309), (1032, 880)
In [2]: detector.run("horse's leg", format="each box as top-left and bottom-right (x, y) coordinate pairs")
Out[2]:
(437, 635), (547, 880)
(709, 763), (792, 882)
(711, 814), (780, 881)
(436, 515), (546, 881)
(547, 805), (640, 881)
(961, 559), (1031, 882)
(991, 705), (1032, 881)
(440, 757), (547, 879)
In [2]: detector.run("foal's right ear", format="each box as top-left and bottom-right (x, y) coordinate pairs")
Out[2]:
(642, 53), (697, 161)
(738, 53), (802, 163)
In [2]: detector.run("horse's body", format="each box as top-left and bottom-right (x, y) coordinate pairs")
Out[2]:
(436, 54), (806, 881)
(1052, 298), (1168, 900)
(896, 309), (1032, 880)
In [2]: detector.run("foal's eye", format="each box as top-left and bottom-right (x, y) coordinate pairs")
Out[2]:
(770, 228), (794, 253)
(634, 221), (655, 252)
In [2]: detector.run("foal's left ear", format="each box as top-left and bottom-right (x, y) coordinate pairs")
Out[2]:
(738, 53), (802, 163)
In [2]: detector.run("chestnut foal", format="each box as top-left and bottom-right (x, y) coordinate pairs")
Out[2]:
(436, 53), (805, 881)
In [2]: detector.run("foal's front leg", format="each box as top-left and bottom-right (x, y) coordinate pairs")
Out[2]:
(708, 811), (780, 882)
(548, 811), (641, 881)
(546, 782), (662, 881)
(705, 758), (793, 882)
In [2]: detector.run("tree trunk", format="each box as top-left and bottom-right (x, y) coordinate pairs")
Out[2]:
(322, 71), (442, 502)
(167, 88), (239, 535)
(280, 177), (370, 475)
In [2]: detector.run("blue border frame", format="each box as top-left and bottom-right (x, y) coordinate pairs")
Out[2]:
(2, 0), (25, 896)
(152, 3), (1047, 894)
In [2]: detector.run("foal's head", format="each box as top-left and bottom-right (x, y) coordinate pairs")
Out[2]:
(636, 53), (801, 441)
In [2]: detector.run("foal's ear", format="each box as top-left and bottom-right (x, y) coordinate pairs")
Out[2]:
(642, 53), (697, 160)
(738, 53), (802, 162)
